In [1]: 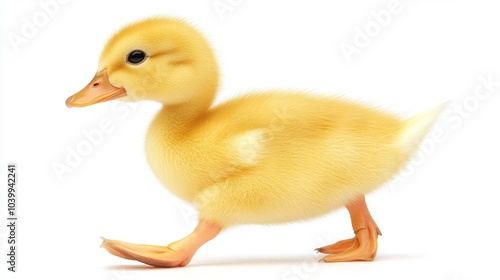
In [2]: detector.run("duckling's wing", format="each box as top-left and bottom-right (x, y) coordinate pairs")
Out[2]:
(229, 128), (270, 167)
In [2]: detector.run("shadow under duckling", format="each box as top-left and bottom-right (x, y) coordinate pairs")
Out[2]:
(66, 17), (445, 267)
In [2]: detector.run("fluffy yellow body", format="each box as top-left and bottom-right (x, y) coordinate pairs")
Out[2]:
(146, 92), (432, 227)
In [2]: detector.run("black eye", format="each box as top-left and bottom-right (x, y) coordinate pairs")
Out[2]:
(127, 50), (146, 64)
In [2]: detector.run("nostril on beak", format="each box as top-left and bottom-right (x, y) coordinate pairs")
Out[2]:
(93, 82), (100, 87)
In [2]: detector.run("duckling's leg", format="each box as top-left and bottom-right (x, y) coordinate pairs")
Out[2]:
(316, 195), (382, 262)
(101, 220), (221, 267)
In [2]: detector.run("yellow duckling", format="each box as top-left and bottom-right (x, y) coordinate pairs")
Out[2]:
(66, 17), (444, 267)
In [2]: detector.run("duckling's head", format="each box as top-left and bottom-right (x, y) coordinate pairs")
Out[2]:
(66, 17), (218, 110)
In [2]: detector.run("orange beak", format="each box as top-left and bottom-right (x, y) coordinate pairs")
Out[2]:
(66, 69), (126, 108)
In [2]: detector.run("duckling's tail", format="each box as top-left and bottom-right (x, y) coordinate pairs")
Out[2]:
(396, 102), (449, 155)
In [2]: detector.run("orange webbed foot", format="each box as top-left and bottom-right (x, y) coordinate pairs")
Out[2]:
(317, 196), (382, 262)
(100, 220), (221, 268)
(101, 238), (188, 267)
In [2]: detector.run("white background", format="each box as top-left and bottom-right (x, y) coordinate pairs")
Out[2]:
(1, 0), (500, 279)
